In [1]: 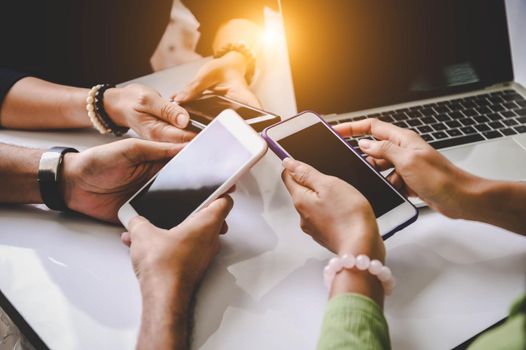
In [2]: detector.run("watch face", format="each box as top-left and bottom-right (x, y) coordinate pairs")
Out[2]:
(39, 151), (63, 182)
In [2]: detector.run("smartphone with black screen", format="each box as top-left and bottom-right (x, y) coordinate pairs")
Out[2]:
(262, 111), (417, 239)
(181, 95), (281, 132)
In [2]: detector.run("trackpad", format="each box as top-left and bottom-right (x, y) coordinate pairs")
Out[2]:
(440, 138), (526, 181)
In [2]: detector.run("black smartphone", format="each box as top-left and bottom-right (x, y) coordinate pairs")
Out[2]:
(181, 95), (281, 132)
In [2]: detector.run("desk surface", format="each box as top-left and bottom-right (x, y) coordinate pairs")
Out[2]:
(2, 6), (526, 350)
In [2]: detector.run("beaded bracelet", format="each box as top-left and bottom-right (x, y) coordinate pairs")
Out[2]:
(214, 41), (257, 85)
(323, 254), (396, 295)
(86, 84), (111, 134)
(94, 84), (129, 136)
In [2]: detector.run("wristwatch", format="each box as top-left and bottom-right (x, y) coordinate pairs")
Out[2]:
(38, 147), (79, 211)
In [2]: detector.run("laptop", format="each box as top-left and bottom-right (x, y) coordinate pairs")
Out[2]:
(280, 0), (526, 199)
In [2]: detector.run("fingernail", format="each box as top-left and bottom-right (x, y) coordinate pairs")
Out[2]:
(176, 113), (189, 127)
(358, 139), (372, 149)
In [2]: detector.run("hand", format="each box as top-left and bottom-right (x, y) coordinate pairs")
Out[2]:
(173, 52), (261, 108)
(334, 119), (481, 219)
(281, 158), (385, 262)
(121, 196), (233, 297)
(61, 138), (184, 223)
(104, 84), (196, 143)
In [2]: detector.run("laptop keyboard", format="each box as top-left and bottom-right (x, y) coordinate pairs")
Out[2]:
(329, 89), (526, 150)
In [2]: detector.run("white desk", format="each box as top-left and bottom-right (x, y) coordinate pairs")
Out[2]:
(2, 6), (526, 350)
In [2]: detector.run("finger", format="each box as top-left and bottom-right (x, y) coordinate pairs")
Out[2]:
(214, 84), (262, 109)
(358, 139), (405, 167)
(226, 185), (236, 194)
(128, 216), (155, 239)
(335, 118), (409, 144)
(173, 72), (218, 103)
(365, 156), (393, 171)
(386, 171), (405, 192)
(220, 221), (229, 235)
(120, 232), (132, 247)
(123, 139), (185, 163)
(149, 124), (196, 143)
(282, 158), (326, 191)
(195, 195), (234, 225)
(147, 95), (190, 128)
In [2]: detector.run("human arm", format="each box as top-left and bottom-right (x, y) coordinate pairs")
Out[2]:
(334, 119), (526, 235)
(0, 77), (195, 143)
(281, 158), (391, 349)
(0, 139), (183, 222)
(121, 197), (233, 350)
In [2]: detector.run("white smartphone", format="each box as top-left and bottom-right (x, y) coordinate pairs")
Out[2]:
(262, 111), (418, 239)
(118, 109), (268, 230)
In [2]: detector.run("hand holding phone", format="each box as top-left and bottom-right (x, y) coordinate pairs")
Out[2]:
(263, 111), (417, 238)
(118, 109), (268, 229)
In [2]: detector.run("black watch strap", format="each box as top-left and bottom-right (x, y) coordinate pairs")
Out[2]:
(38, 147), (79, 211)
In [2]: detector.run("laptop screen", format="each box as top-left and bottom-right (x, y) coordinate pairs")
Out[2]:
(281, 0), (513, 115)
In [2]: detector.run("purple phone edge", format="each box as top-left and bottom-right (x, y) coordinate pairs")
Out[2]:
(261, 110), (419, 240)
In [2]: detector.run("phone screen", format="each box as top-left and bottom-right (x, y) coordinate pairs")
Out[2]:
(277, 122), (404, 217)
(130, 121), (252, 229)
(182, 96), (265, 125)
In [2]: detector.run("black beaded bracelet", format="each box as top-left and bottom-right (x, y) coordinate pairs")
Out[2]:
(94, 84), (129, 136)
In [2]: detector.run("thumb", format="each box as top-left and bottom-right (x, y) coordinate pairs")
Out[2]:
(358, 139), (404, 166)
(124, 139), (184, 163)
(282, 158), (325, 191)
(147, 94), (190, 128)
(128, 216), (156, 239)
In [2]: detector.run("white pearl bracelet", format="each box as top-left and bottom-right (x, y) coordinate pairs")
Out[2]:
(86, 84), (111, 134)
(323, 254), (396, 295)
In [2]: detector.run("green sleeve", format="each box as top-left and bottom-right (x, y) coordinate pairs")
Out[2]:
(317, 293), (391, 350)
(468, 294), (526, 350)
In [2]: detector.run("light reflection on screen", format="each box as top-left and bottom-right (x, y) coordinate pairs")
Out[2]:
(131, 121), (251, 229)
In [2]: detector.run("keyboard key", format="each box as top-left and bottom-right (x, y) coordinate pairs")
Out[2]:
(417, 125), (433, 134)
(446, 129), (463, 137)
(515, 108), (526, 116)
(432, 131), (448, 139)
(462, 101), (477, 109)
(461, 126), (477, 134)
(378, 115), (394, 122)
(502, 119), (518, 126)
(429, 134), (485, 149)
(487, 113), (503, 121)
(449, 103), (463, 111)
(490, 104), (505, 112)
(328, 121), (339, 125)
(392, 113), (407, 121)
(460, 118), (476, 126)
(474, 115), (490, 123)
(483, 130), (503, 139)
(473, 97), (490, 106)
(406, 111), (422, 119)
(431, 123), (447, 131)
(353, 116), (366, 121)
(409, 105), (423, 111)
(407, 119), (423, 127)
(462, 108), (478, 117)
(434, 106), (450, 113)
(475, 106), (492, 115)
(421, 108), (435, 116)
(394, 121), (409, 128)
(500, 111), (516, 119)
(435, 114), (451, 122)
(421, 116), (437, 124)
(488, 96), (505, 104)
(449, 111), (464, 119)
(502, 92), (523, 101)
(501, 128), (517, 136)
(446, 120), (462, 128)
(517, 116), (526, 124)
(475, 124), (490, 132)
(502, 101), (518, 110)
(488, 121), (505, 129)
(517, 100), (526, 107)
(514, 125), (526, 134)
(421, 134), (434, 142)
(339, 118), (352, 123)
(346, 139), (359, 147)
